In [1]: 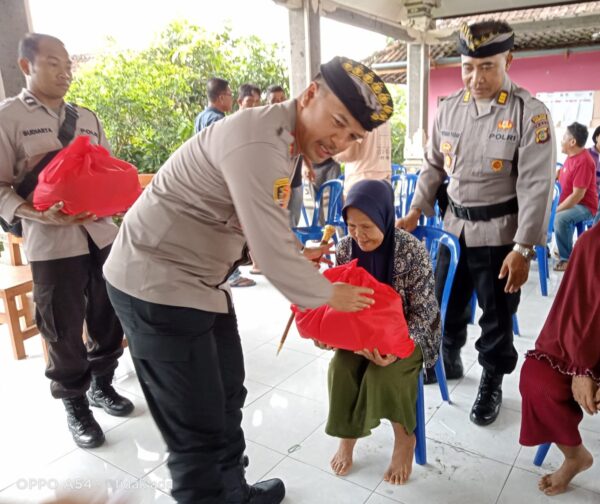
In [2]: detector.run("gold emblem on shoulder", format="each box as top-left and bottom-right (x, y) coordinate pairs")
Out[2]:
(496, 91), (508, 105)
(463, 91), (471, 103)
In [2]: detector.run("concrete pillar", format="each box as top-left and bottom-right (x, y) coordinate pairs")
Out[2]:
(288, 0), (321, 97)
(0, 0), (32, 99)
(403, 43), (430, 172)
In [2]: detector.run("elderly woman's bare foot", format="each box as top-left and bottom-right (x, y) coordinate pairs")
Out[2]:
(331, 438), (357, 476)
(538, 445), (593, 496)
(384, 423), (416, 485)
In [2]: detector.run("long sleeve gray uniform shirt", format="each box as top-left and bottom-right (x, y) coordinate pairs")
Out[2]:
(0, 89), (118, 261)
(411, 76), (555, 247)
(103, 100), (333, 313)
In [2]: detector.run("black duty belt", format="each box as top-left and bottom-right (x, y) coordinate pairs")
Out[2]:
(448, 197), (518, 222)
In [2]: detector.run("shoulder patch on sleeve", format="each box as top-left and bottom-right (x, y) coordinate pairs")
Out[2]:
(535, 126), (550, 144)
(273, 177), (291, 208)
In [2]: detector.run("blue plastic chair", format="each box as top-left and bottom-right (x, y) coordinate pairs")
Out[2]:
(535, 183), (560, 296)
(412, 226), (461, 404)
(391, 173), (418, 218)
(391, 174), (402, 218)
(391, 163), (405, 176)
(410, 226), (461, 466)
(576, 219), (594, 237)
(414, 372), (427, 465)
(299, 182), (310, 226)
(293, 179), (344, 245)
(404, 174), (418, 216)
(534, 443), (552, 466)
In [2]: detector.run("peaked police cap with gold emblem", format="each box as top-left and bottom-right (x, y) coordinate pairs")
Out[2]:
(319, 56), (393, 131)
(457, 22), (515, 58)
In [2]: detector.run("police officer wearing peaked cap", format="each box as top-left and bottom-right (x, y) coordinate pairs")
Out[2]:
(103, 56), (393, 504)
(397, 20), (555, 426)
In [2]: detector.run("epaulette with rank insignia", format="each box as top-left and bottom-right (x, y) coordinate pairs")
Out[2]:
(496, 91), (508, 105)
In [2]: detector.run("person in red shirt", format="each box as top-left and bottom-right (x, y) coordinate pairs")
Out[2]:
(554, 122), (598, 271)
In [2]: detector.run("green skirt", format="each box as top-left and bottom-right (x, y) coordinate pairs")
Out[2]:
(325, 345), (423, 439)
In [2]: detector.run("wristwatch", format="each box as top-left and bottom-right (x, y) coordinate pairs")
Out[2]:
(512, 243), (535, 261)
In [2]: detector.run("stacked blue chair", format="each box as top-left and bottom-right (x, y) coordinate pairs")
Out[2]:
(412, 226), (460, 403)
(391, 174), (402, 218)
(293, 179), (344, 245)
(391, 173), (419, 218)
(299, 182), (310, 226)
(404, 174), (418, 216)
(411, 226), (461, 465)
(535, 182), (561, 296)
(391, 163), (405, 176)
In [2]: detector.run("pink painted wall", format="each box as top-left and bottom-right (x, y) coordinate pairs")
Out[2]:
(427, 50), (600, 132)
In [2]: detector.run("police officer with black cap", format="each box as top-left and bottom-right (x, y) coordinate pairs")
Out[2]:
(397, 21), (555, 426)
(103, 56), (393, 503)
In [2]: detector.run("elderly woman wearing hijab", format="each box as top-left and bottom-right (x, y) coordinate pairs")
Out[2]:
(519, 222), (600, 496)
(321, 179), (441, 485)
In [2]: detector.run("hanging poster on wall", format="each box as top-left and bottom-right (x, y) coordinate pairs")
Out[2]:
(536, 91), (594, 128)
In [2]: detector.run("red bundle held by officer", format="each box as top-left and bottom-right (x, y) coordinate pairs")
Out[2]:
(33, 135), (142, 217)
(292, 259), (415, 358)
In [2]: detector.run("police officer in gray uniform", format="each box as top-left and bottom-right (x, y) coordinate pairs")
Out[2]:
(397, 21), (555, 426)
(0, 34), (133, 448)
(103, 57), (393, 504)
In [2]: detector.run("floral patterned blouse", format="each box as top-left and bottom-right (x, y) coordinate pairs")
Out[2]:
(336, 228), (441, 368)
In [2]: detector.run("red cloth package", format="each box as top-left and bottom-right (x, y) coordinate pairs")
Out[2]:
(292, 259), (415, 358)
(33, 135), (142, 217)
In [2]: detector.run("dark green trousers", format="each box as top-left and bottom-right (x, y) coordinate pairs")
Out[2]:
(326, 346), (423, 438)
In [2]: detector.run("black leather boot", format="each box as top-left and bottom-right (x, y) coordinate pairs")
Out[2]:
(87, 374), (134, 417)
(63, 396), (105, 448)
(223, 455), (285, 504)
(425, 347), (464, 384)
(442, 346), (464, 380)
(470, 369), (503, 426)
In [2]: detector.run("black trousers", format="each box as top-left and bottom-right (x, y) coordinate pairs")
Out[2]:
(435, 235), (519, 375)
(30, 239), (124, 399)
(106, 284), (247, 504)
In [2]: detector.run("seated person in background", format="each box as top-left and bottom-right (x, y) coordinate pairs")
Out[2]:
(322, 179), (441, 485)
(335, 121), (392, 197)
(519, 221), (600, 496)
(588, 125), (600, 227)
(554, 122), (598, 271)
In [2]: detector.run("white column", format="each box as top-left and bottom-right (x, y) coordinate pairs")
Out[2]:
(403, 42), (430, 172)
(288, 0), (321, 97)
(0, 0), (32, 98)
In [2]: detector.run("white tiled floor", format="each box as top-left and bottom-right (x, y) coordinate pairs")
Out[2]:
(0, 263), (598, 503)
